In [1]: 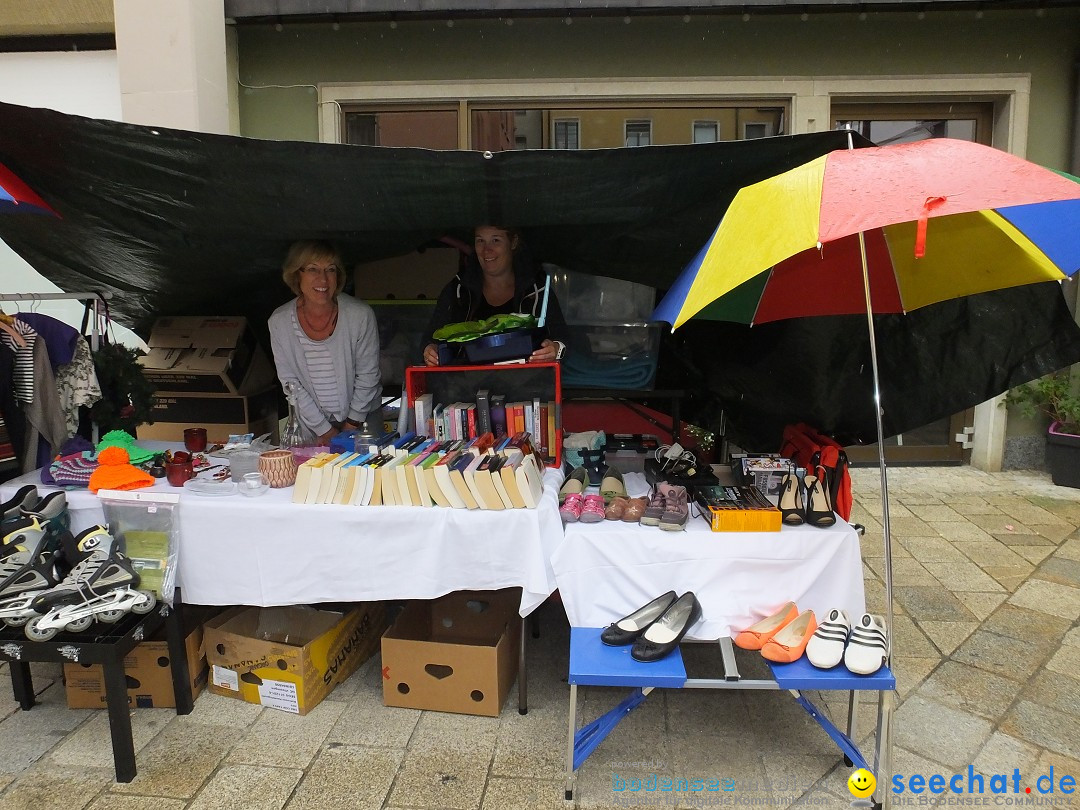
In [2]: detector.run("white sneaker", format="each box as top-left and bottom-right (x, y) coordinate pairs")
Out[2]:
(843, 613), (889, 675)
(805, 608), (850, 669)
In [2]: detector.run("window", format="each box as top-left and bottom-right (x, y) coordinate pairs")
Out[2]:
(692, 121), (719, 143)
(553, 119), (580, 150)
(743, 121), (773, 139)
(343, 108), (458, 149)
(625, 120), (651, 147)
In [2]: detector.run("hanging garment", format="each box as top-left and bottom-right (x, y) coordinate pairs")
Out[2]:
(22, 338), (68, 473)
(54, 338), (102, 437)
(0, 318), (37, 404)
(15, 312), (79, 366)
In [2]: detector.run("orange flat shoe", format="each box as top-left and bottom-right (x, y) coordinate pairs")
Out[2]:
(761, 610), (818, 663)
(733, 601), (799, 651)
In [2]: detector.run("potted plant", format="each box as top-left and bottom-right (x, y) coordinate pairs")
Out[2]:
(1005, 369), (1080, 488)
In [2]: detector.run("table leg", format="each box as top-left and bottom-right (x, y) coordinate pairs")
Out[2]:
(102, 657), (137, 782)
(164, 599), (194, 715)
(874, 689), (895, 810)
(518, 617), (528, 715)
(844, 690), (858, 766)
(9, 661), (34, 710)
(565, 683), (578, 801)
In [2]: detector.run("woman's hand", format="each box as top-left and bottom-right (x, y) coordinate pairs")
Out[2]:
(529, 339), (559, 363)
(423, 343), (440, 366)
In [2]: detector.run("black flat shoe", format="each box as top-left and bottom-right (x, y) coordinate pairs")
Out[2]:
(631, 592), (702, 662)
(600, 590), (678, 646)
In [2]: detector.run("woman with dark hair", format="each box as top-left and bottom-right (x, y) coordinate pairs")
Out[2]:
(269, 240), (381, 444)
(421, 225), (567, 366)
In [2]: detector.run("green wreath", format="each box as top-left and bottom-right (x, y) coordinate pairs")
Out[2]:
(89, 342), (156, 437)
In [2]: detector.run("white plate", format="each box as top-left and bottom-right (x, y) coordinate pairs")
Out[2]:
(183, 478), (237, 497)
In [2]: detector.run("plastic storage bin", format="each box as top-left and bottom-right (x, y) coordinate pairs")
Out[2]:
(561, 322), (662, 390)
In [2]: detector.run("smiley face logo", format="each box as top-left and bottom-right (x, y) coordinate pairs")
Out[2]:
(847, 769), (876, 798)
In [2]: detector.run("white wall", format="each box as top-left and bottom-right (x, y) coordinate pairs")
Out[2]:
(0, 50), (143, 347)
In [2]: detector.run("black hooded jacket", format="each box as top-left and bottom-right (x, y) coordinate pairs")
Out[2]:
(420, 250), (567, 359)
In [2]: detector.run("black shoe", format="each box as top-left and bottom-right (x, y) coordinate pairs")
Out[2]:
(805, 465), (837, 528)
(631, 592), (702, 662)
(777, 472), (805, 526)
(600, 590), (678, 646)
(1, 485), (37, 524)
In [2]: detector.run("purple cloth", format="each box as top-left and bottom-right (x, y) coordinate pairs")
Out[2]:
(15, 313), (79, 367)
(58, 435), (94, 457)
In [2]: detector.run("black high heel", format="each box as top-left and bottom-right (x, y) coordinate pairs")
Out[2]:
(805, 465), (836, 527)
(777, 472), (805, 526)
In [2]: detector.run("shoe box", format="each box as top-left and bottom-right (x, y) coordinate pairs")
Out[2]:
(381, 588), (521, 717)
(136, 386), (279, 445)
(63, 607), (216, 709)
(205, 602), (386, 715)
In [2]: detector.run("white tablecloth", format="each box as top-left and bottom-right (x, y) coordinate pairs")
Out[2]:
(551, 514), (865, 640)
(1, 447), (565, 616)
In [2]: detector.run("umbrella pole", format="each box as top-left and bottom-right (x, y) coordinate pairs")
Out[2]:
(856, 230), (895, 657)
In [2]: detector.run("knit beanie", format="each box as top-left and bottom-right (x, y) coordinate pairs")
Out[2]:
(95, 430), (156, 466)
(48, 452), (99, 488)
(88, 446), (154, 494)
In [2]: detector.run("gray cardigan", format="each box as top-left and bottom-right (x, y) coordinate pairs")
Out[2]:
(268, 294), (382, 437)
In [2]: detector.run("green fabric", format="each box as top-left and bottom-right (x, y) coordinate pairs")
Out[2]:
(433, 313), (536, 343)
(96, 429), (156, 465)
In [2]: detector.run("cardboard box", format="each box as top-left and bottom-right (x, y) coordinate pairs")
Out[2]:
(205, 602), (385, 715)
(381, 589), (521, 717)
(136, 387), (279, 444)
(138, 316), (275, 395)
(64, 621), (208, 709)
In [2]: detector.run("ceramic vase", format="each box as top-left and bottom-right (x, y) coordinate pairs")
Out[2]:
(258, 449), (297, 488)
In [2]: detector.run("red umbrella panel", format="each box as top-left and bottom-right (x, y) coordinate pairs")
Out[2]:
(0, 162), (58, 217)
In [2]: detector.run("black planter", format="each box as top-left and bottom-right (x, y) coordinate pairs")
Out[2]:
(1046, 422), (1080, 488)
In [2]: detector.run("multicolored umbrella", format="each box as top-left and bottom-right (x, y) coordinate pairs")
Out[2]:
(0, 161), (58, 217)
(653, 138), (1080, 329)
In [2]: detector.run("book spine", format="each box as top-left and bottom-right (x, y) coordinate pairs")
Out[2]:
(476, 389), (491, 435)
(465, 404), (476, 440)
(490, 395), (507, 439)
(532, 396), (542, 456)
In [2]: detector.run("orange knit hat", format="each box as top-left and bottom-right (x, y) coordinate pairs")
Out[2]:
(89, 446), (154, 494)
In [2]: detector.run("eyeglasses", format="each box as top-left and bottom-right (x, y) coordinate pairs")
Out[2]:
(301, 265), (339, 276)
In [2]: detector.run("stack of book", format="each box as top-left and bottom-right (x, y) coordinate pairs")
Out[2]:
(290, 431), (546, 510)
(412, 390), (558, 465)
(695, 485), (781, 532)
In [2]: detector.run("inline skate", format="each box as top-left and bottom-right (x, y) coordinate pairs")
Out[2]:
(20, 491), (69, 555)
(1, 485), (37, 525)
(24, 526), (156, 642)
(0, 517), (61, 627)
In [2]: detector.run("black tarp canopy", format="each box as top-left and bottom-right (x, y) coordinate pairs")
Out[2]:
(2, 100), (1078, 447)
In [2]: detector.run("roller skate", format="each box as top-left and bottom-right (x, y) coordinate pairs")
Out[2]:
(19, 491), (69, 555)
(1, 485), (37, 525)
(24, 527), (156, 642)
(0, 517), (61, 627)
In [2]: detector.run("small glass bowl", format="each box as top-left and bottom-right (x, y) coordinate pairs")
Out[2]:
(238, 471), (270, 497)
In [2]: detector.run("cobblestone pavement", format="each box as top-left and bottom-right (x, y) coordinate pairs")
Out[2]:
(0, 467), (1077, 810)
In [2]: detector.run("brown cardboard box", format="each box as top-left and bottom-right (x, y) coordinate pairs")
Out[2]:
(381, 589), (521, 717)
(136, 387), (279, 444)
(205, 602), (385, 715)
(137, 316), (275, 396)
(64, 622), (207, 709)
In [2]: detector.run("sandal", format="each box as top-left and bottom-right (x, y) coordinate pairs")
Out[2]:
(605, 496), (630, 520)
(599, 466), (627, 503)
(558, 466), (589, 503)
(621, 496), (649, 523)
(578, 493), (607, 524)
(559, 492), (585, 523)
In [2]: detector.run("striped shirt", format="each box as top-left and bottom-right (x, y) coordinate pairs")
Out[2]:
(293, 309), (342, 421)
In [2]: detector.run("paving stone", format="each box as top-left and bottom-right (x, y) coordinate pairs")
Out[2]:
(952, 630), (1048, 681)
(931, 522), (996, 543)
(893, 696), (992, 769)
(187, 764), (302, 810)
(954, 592), (1006, 620)
(284, 744), (401, 810)
(972, 731), (1041, 782)
(1027, 496), (1080, 523)
(917, 620), (978, 656)
(946, 500), (1003, 515)
(923, 561), (1006, 593)
(50, 708), (172, 769)
(226, 698), (344, 768)
(969, 513), (1034, 534)
(87, 795), (187, 810)
(894, 586), (975, 622)
(1020, 670), (1080, 719)
(864, 557), (934, 586)
(905, 504), (966, 522)
(1014, 545), (1055, 564)
(1057, 537), (1080, 561)
(917, 661), (1024, 720)
(980, 603), (1072, 646)
(898, 535), (969, 563)
(760, 752), (838, 804)
(0, 766), (110, 810)
(326, 699), (419, 749)
(0, 693), (93, 774)
(406, 707), (502, 755)
(888, 517), (939, 536)
(387, 746), (492, 810)
(996, 501), (1069, 526)
(480, 777), (570, 810)
(1008, 579), (1080, 620)
(1002, 700), (1080, 758)
(1034, 523), (1079, 543)
(184, 691), (264, 728)
(1034, 555), (1080, 587)
(1035, 750), (1080, 784)
(995, 531), (1056, 547)
(110, 717), (247, 799)
(893, 656), (938, 699)
(956, 539), (1030, 568)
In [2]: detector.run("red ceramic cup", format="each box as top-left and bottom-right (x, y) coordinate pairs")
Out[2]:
(166, 460), (194, 487)
(184, 427), (208, 453)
